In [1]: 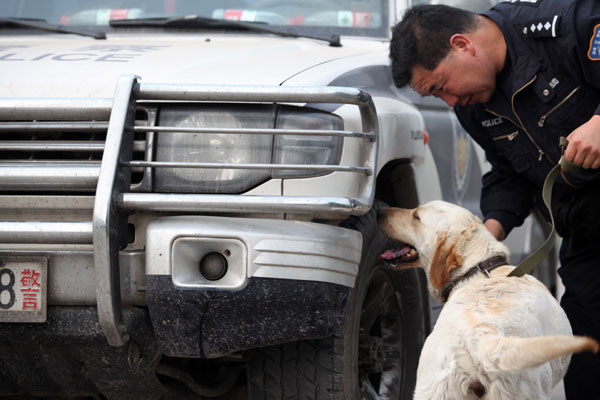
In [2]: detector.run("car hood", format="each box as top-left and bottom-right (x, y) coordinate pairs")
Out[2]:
(0, 33), (385, 97)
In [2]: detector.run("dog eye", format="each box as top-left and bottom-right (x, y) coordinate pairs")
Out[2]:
(413, 210), (420, 221)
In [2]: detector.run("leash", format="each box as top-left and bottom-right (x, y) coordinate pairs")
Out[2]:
(508, 137), (580, 277)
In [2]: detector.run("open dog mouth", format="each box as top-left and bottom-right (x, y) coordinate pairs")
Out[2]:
(378, 243), (419, 266)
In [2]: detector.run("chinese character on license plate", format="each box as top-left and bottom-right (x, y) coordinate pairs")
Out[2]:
(0, 257), (47, 323)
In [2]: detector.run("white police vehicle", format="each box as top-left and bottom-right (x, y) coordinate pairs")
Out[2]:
(0, 0), (554, 398)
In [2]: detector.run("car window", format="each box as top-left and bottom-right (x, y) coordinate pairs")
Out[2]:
(0, 0), (390, 38)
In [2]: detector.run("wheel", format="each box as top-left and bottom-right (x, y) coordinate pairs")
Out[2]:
(247, 200), (430, 399)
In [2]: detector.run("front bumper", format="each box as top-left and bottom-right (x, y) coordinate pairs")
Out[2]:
(146, 216), (362, 357)
(0, 78), (377, 348)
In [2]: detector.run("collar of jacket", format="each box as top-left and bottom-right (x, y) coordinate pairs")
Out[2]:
(482, 9), (542, 108)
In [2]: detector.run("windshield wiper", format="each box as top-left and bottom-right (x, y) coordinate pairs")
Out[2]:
(110, 15), (341, 47)
(0, 18), (105, 39)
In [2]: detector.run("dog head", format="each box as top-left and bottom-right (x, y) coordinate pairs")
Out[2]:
(378, 200), (509, 301)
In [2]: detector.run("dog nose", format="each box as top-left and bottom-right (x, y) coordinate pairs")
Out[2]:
(469, 380), (486, 398)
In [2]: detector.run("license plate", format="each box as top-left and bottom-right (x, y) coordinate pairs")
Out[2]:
(0, 257), (47, 323)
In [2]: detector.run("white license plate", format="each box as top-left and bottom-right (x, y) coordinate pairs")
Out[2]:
(0, 257), (47, 323)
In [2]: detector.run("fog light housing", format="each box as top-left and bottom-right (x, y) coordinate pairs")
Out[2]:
(199, 252), (228, 281)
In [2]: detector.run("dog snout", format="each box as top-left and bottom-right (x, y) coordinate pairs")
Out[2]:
(378, 207), (410, 238)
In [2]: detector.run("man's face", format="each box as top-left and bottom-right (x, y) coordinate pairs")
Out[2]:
(410, 49), (496, 107)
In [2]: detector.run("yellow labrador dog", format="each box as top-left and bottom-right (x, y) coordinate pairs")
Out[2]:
(378, 200), (598, 400)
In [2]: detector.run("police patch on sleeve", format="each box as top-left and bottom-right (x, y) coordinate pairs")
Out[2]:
(588, 24), (600, 60)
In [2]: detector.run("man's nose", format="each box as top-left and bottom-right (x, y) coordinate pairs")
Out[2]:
(439, 93), (459, 107)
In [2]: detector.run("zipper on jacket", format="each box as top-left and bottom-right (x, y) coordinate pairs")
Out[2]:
(486, 75), (552, 165)
(538, 86), (581, 127)
(487, 76), (577, 188)
(493, 131), (519, 141)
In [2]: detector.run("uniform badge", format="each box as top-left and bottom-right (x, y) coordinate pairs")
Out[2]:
(452, 121), (471, 203)
(588, 24), (600, 61)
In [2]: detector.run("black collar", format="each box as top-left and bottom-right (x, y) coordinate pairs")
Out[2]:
(441, 256), (509, 303)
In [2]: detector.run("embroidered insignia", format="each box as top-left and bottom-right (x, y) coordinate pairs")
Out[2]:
(452, 121), (472, 203)
(523, 15), (560, 38)
(588, 24), (600, 61)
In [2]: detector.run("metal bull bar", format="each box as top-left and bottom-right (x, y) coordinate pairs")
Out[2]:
(0, 75), (379, 346)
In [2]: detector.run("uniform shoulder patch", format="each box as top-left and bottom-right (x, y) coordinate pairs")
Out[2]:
(522, 15), (560, 38)
(588, 24), (600, 61)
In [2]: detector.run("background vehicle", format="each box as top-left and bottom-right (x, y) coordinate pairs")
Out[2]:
(0, 0), (556, 398)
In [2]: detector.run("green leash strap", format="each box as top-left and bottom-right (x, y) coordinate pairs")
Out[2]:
(508, 137), (579, 277)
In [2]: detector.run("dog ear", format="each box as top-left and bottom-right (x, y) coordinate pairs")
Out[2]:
(480, 334), (599, 372)
(429, 233), (463, 290)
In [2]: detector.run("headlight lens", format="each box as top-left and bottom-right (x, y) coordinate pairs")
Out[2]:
(154, 105), (343, 193)
(273, 108), (342, 178)
(155, 104), (274, 193)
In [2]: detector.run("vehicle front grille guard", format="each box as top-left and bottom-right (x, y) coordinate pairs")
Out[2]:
(0, 75), (379, 346)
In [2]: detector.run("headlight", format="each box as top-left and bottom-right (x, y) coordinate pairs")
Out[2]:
(273, 108), (342, 178)
(154, 105), (343, 193)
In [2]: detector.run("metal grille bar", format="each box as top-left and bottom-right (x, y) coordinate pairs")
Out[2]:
(0, 121), (109, 132)
(0, 163), (100, 190)
(118, 193), (360, 214)
(0, 221), (92, 244)
(0, 140), (145, 152)
(126, 160), (370, 174)
(134, 125), (375, 139)
(0, 98), (112, 121)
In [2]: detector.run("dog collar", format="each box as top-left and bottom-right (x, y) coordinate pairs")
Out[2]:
(441, 256), (508, 303)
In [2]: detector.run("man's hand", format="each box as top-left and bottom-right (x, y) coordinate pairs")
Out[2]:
(484, 218), (506, 241)
(564, 115), (600, 169)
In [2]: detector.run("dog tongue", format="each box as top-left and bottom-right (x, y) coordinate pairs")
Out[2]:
(379, 246), (415, 261)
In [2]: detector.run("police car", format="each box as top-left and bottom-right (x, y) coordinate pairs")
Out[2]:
(0, 0), (554, 398)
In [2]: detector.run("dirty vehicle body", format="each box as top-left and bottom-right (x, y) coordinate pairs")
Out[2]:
(0, 0), (553, 398)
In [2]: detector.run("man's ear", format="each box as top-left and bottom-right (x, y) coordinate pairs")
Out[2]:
(449, 33), (474, 54)
(429, 233), (463, 290)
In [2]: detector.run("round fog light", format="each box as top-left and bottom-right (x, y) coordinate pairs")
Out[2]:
(199, 252), (228, 281)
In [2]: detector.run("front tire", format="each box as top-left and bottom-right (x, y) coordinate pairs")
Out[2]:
(247, 201), (430, 399)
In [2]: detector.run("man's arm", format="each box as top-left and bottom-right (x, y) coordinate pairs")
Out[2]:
(484, 218), (506, 241)
(570, 0), (600, 170)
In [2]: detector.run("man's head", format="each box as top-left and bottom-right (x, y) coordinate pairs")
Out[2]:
(390, 5), (504, 107)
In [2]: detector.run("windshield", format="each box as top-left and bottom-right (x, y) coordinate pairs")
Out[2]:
(0, 0), (389, 38)
(409, 0), (500, 14)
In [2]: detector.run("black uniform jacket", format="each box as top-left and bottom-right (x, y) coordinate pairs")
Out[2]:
(455, 0), (600, 235)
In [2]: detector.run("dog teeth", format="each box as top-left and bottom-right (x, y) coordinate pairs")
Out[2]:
(378, 246), (419, 262)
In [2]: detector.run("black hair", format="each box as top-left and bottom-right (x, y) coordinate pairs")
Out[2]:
(389, 5), (479, 88)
